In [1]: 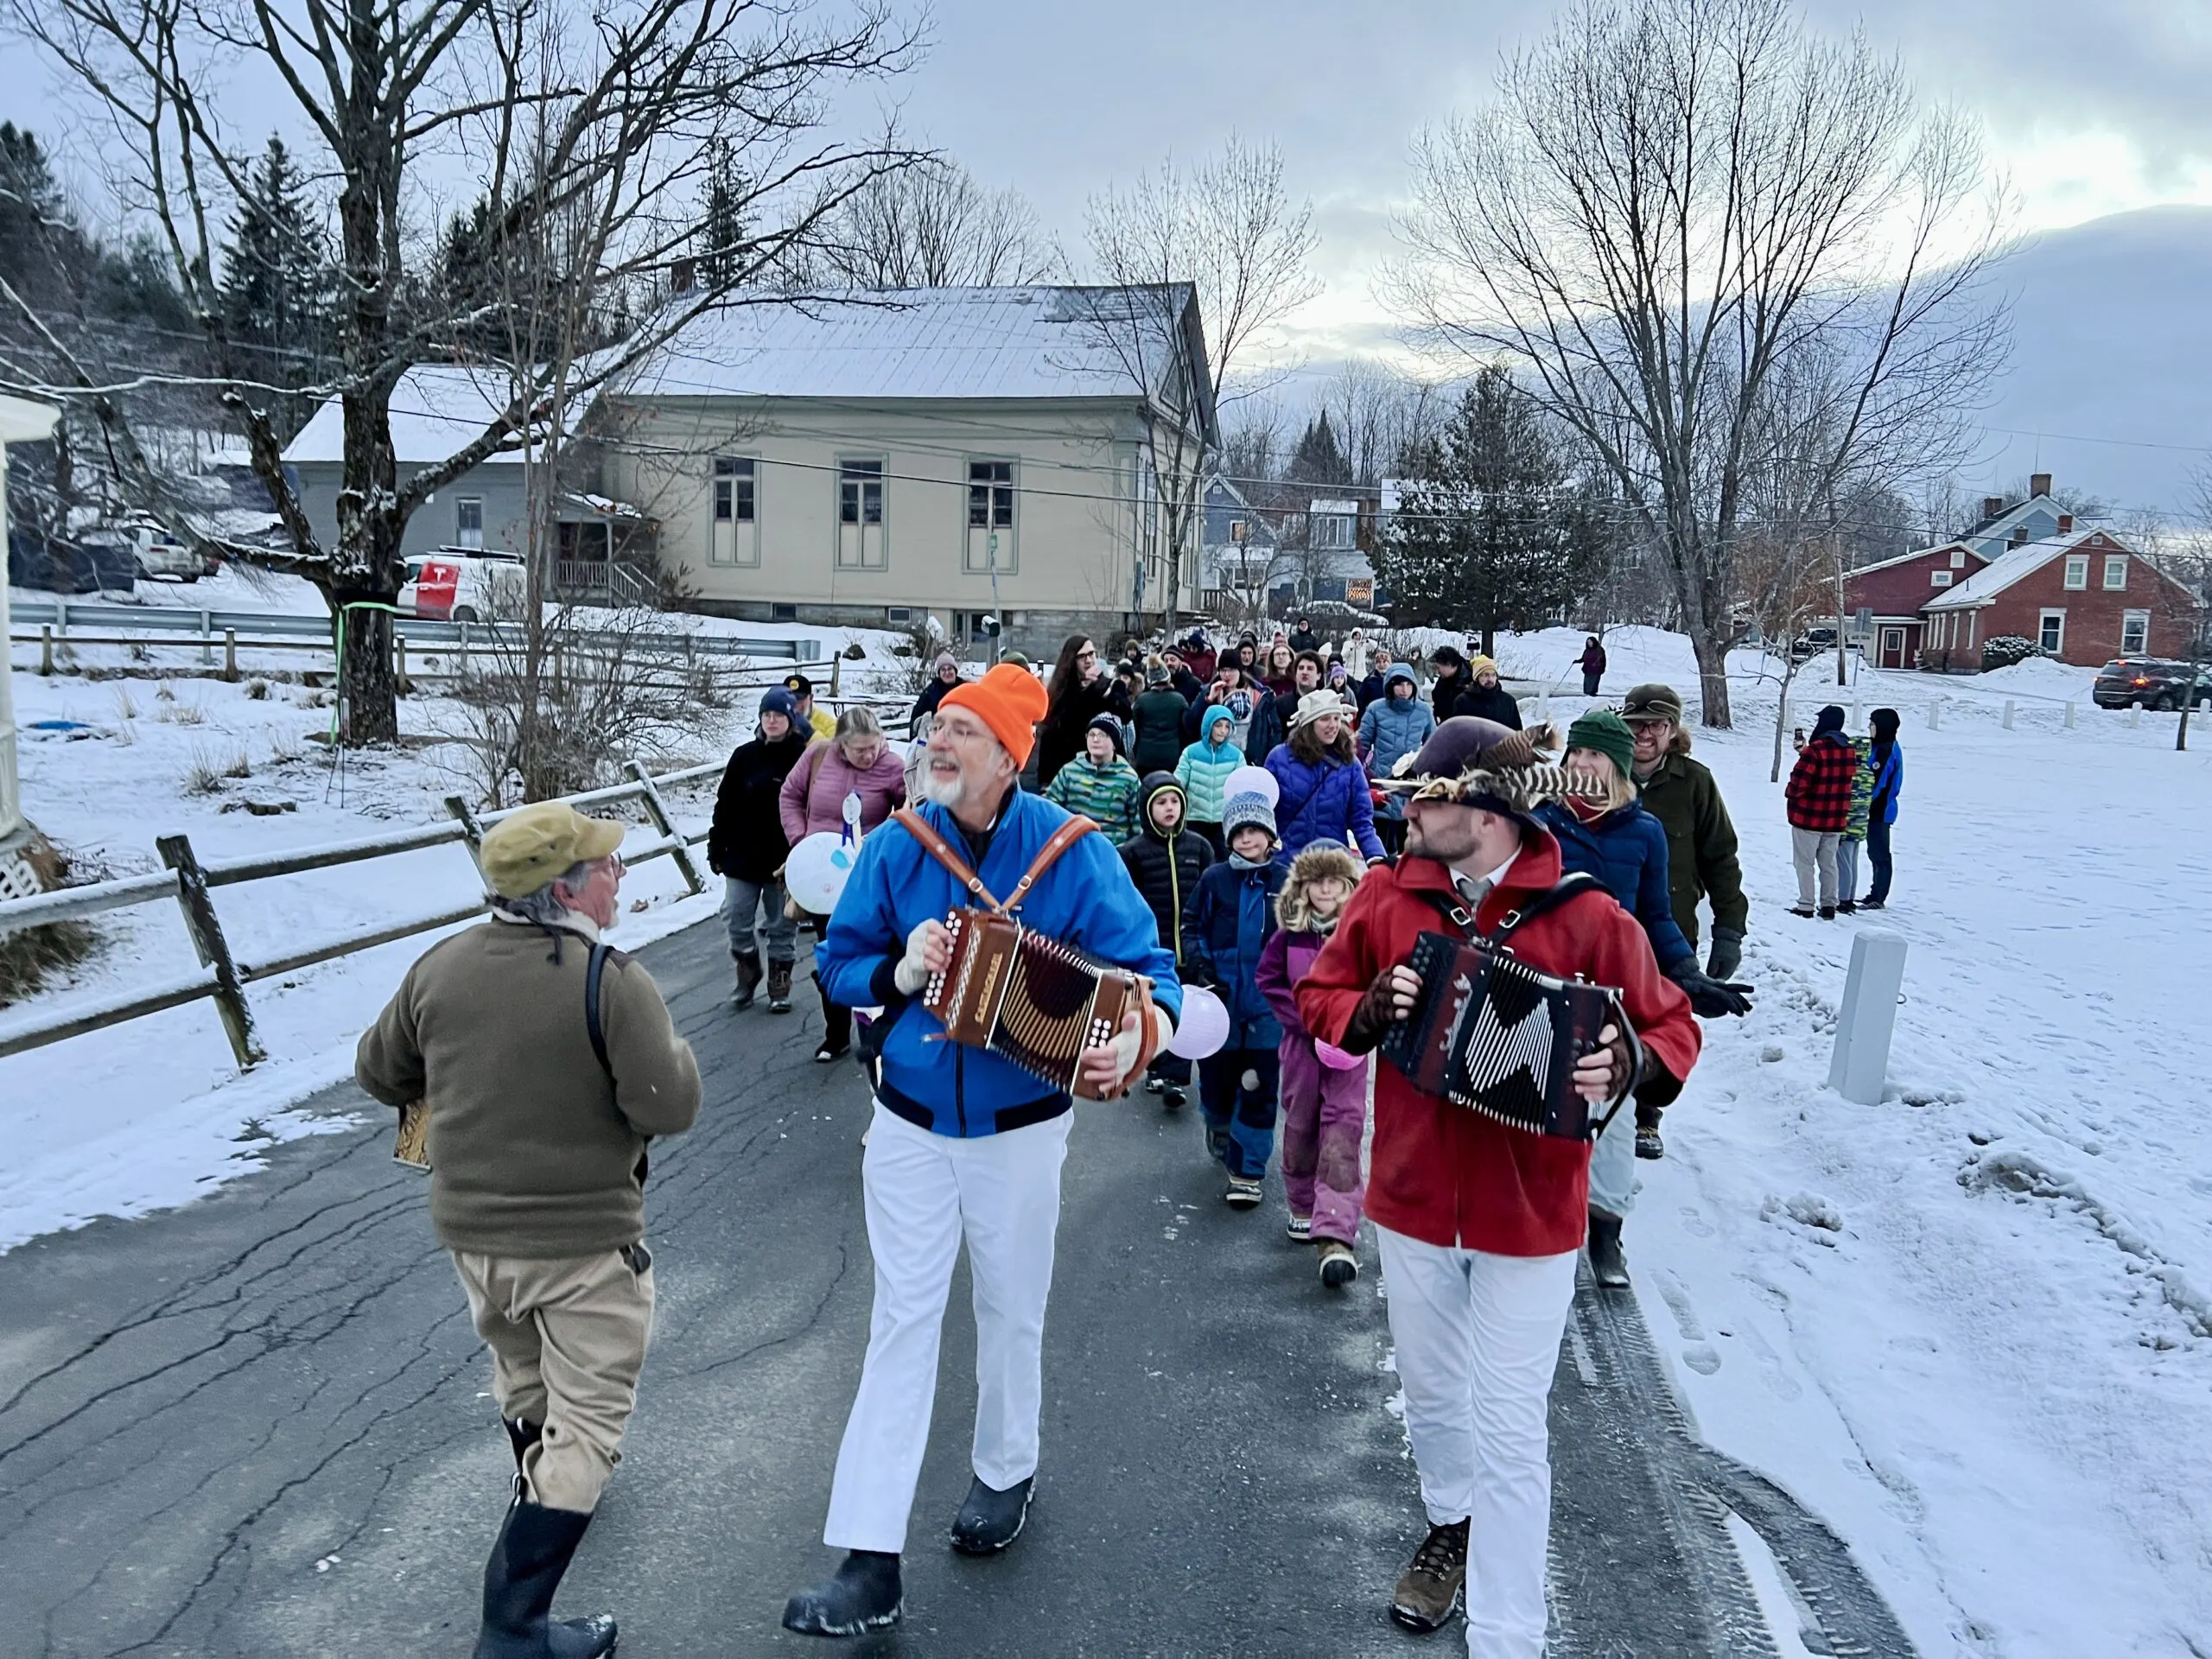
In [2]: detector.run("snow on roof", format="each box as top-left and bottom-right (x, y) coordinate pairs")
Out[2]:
(283, 365), (556, 466)
(1847, 541), (1981, 581)
(1921, 529), (2142, 607)
(1307, 499), (1361, 515)
(620, 285), (1205, 410)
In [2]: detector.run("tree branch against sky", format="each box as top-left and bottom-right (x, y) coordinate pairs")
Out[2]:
(1388, 0), (2011, 727)
(2, 0), (921, 742)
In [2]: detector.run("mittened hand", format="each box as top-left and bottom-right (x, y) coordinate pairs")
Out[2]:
(892, 918), (952, 996)
(1706, 927), (1745, 982)
(1344, 963), (1422, 1050)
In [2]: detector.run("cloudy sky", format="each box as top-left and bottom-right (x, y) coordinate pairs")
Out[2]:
(885, 0), (2212, 356)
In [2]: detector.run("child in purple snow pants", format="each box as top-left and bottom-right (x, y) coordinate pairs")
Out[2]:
(1255, 842), (1370, 1287)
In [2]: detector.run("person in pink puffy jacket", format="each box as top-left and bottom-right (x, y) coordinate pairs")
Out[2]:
(1255, 842), (1370, 1288)
(777, 707), (907, 1058)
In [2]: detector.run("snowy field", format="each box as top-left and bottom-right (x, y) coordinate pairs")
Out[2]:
(6, 614), (2210, 1655)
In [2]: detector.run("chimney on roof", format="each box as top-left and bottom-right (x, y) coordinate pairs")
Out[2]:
(2011, 524), (2031, 547)
(2057, 513), (2075, 535)
(1982, 495), (2005, 519)
(2030, 472), (2053, 499)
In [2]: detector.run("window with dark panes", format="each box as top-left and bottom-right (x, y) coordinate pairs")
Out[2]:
(714, 456), (755, 523)
(969, 461), (1014, 530)
(840, 460), (885, 525)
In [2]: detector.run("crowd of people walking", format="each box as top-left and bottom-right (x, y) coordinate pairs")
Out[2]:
(361, 613), (1925, 1657)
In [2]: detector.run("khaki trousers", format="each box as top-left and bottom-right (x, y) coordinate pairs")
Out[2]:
(452, 1245), (655, 1513)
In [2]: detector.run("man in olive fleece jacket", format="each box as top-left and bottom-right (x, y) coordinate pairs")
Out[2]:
(355, 802), (699, 1659)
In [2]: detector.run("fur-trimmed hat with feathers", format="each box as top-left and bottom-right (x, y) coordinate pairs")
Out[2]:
(1277, 843), (1366, 933)
(1377, 715), (1605, 822)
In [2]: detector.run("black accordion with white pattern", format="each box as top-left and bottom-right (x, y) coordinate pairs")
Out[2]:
(1380, 931), (1637, 1140)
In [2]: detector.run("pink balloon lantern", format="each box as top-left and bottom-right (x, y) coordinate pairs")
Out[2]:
(1314, 1040), (1365, 1071)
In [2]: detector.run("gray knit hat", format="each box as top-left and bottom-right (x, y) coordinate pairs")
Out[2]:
(1219, 763), (1280, 845)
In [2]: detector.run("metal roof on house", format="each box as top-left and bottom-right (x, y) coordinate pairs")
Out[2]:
(1922, 527), (2139, 609)
(621, 286), (1214, 425)
(283, 365), (556, 467)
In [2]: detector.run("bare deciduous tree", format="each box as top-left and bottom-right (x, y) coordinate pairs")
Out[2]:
(1077, 136), (1319, 629)
(3, 0), (919, 743)
(1389, 0), (2010, 727)
(802, 160), (1052, 288)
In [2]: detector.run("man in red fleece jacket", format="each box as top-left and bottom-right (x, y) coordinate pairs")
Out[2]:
(1296, 717), (1700, 1655)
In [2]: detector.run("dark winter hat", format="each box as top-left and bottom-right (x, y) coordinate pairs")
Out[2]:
(1813, 705), (1847, 738)
(1147, 663), (1171, 686)
(1567, 709), (1637, 781)
(1086, 711), (1125, 755)
(759, 687), (798, 720)
(1385, 664), (1417, 691)
(1870, 706), (1900, 740)
(784, 673), (814, 698)
(1618, 683), (1684, 725)
(1382, 715), (1599, 825)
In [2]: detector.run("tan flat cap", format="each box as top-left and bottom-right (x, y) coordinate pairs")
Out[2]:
(480, 801), (626, 898)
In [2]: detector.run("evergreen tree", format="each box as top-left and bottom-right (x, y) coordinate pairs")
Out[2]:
(1374, 366), (1603, 650)
(1286, 410), (1351, 488)
(696, 139), (750, 288)
(0, 124), (93, 308)
(219, 137), (334, 417)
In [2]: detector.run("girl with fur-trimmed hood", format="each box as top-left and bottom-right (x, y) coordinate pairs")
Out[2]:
(1255, 843), (1371, 1287)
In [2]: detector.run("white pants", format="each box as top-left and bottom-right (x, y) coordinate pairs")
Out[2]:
(823, 1102), (1072, 1554)
(1376, 1224), (1580, 1659)
(1586, 1103), (1638, 1218)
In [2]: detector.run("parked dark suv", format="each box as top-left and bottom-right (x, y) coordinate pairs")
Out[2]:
(2094, 658), (2212, 710)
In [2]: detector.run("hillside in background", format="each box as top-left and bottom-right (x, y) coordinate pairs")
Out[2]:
(1977, 205), (2212, 522)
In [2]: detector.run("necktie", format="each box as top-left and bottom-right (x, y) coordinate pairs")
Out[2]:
(1454, 875), (1491, 914)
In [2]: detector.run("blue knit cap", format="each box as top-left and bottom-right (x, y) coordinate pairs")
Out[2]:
(760, 687), (798, 720)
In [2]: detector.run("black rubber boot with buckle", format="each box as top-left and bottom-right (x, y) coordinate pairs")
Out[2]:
(950, 1473), (1034, 1554)
(1587, 1207), (1631, 1289)
(1390, 1516), (1469, 1631)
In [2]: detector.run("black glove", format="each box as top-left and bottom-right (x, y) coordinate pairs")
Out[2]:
(1706, 926), (1744, 982)
(1667, 960), (1754, 1019)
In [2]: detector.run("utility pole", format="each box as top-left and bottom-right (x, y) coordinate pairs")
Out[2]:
(1832, 488), (1848, 687)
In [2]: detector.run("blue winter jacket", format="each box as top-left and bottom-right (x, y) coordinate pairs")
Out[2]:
(1532, 800), (1695, 972)
(817, 788), (1183, 1138)
(1263, 747), (1386, 865)
(1867, 741), (1904, 824)
(1181, 857), (1286, 1051)
(1357, 679), (1435, 821)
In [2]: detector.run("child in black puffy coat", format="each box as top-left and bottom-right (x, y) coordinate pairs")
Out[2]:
(1117, 772), (1215, 1108)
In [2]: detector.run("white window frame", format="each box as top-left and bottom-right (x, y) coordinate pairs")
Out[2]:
(2063, 555), (2088, 590)
(2102, 555), (2128, 590)
(1312, 512), (1355, 551)
(2121, 609), (2150, 655)
(1949, 548), (1967, 569)
(1930, 569), (1953, 588)
(836, 457), (887, 571)
(2038, 608), (2066, 654)
(709, 455), (759, 568)
(455, 496), (484, 551)
(964, 458), (1016, 575)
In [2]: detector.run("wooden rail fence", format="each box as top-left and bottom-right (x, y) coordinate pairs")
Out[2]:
(0, 759), (724, 1068)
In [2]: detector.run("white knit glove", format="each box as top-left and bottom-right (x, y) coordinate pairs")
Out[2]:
(892, 918), (950, 997)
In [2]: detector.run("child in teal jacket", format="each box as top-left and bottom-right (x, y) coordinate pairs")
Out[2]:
(1043, 714), (1142, 844)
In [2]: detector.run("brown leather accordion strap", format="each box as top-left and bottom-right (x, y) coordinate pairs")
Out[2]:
(1003, 817), (1096, 911)
(891, 807), (1005, 912)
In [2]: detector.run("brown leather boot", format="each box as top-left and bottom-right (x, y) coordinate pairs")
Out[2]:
(1391, 1516), (1469, 1630)
(766, 962), (793, 1014)
(731, 950), (763, 1009)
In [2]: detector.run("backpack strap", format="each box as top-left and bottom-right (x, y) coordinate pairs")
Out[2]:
(892, 805), (1005, 912)
(585, 942), (614, 1076)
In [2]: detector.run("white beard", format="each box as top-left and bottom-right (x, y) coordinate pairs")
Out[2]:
(919, 768), (967, 807)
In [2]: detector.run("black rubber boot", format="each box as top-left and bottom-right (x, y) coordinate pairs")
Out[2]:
(732, 950), (763, 1009)
(505, 1418), (543, 1478)
(1587, 1208), (1631, 1290)
(472, 1498), (617, 1658)
(950, 1473), (1033, 1554)
(781, 1550), (903, 1637)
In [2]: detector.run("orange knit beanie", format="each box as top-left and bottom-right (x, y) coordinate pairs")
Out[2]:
(940, 663), (1051, 767)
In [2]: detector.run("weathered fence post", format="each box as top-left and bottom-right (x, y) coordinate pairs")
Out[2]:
(222, 628), (238, 683)
(395, 634), (410, 695)
(198, 609), (213, 667)
(156, 833), (264, 1068)
(39, 624), (53, 676)
(625, 760), (706, 895)
(829, 652), (843, 699)
(1828, 930), (1907, 1106)
(445, 796), (489, 877)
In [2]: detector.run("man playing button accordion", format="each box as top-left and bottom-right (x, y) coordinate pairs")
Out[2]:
(1294, 718), (1701, 1657)
(784, 664), (1181, 1637)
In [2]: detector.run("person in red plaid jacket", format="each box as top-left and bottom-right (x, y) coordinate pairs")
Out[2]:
(1786, 705), (1859, 918)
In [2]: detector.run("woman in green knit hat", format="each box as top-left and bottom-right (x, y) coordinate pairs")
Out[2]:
(1532, 708), (1751, 1289)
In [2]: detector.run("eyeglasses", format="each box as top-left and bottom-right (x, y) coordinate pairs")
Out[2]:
(1076, 649), (1097, 663)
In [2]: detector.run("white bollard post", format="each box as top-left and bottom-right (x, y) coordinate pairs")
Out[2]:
(1828, 930), (1908, 1105)
(2002, 700), (2015, 729)
(2064, 702), (2076, 729)
(1928, 698), (1941, 730)
(2130, 704), (2141, 729)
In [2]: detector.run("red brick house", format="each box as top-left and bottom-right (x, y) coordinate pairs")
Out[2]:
(1842, 542), (1993, 668)
(1919, 525), (2202, 671)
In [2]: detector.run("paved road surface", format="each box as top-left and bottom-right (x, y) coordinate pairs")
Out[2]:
(0, 918), (1907, 1656)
